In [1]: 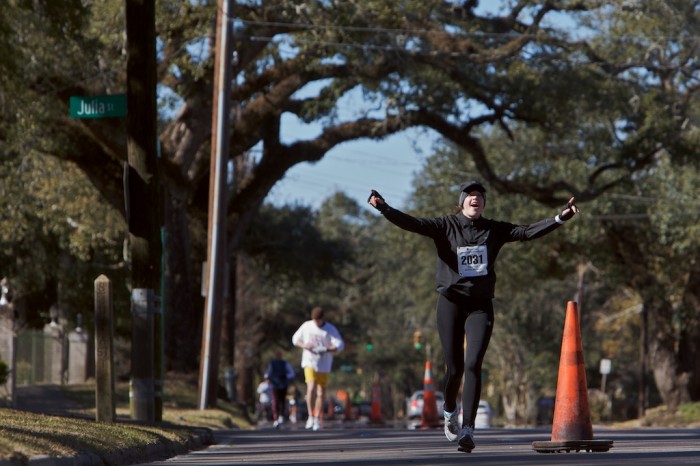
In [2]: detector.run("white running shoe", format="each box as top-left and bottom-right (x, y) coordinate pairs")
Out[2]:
(305, 416), (315, 429)
(443, 410), (459, 442)
(458, 425), (475, 451)
(312, 417), (321, 431)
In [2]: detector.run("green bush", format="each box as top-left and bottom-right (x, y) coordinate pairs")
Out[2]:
(679, 402), (700, 423)
(587, 389), (611, 422)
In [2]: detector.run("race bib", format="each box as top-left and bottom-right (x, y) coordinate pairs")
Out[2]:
(457, 245), (488, 277)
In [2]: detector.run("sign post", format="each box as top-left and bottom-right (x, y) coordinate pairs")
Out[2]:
(599, 358), (612, 393)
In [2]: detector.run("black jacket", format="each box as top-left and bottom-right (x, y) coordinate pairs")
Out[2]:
(382, 207), (562, 300)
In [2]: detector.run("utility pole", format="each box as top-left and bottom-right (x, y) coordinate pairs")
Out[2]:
(125, 0), (160, 422)
(198, 0), (234, 410)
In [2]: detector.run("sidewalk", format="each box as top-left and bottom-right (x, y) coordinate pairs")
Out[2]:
(15, 384), (84, 416)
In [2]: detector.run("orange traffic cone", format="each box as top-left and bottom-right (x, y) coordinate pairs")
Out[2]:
(369, 382), (384, 425)
(336, 389), (353, 421)
(327, 396), (334, 419)
(420, 360), (441, 429)
(532, 301), (613, 453)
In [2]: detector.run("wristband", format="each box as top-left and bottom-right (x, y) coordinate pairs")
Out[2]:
(555, 214), (566, 224)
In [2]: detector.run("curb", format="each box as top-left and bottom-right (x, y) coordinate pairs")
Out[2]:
(0, 428), (214, 466)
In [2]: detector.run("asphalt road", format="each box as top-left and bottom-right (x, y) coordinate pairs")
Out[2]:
(134, 422), (700, 466)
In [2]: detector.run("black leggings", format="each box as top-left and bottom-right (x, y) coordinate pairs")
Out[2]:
(271, 387), (288, 420)
(436, 293), (494, 428)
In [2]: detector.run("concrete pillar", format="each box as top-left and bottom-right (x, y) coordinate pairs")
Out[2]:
(0, 278), (16, 405)
(68, 326), (89, 384)
(43, 304), (66, 384)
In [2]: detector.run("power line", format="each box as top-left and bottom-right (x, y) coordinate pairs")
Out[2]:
(271, 168), (414, 206)
(235, 18), (700, 42)
(284, 167), (413, 196)
(327, 151), (424, 169)
(237, 19), (520, 38)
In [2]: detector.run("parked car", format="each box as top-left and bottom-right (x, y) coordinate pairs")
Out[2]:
(405, 390), (445, 420)
(458, 400), (494, 428)
(356, 400), (372, 418)
(475, 400), (493, 428)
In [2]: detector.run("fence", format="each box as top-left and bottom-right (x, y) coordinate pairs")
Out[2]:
(0, 277), (96, 407)
(14, 328), (68, 386)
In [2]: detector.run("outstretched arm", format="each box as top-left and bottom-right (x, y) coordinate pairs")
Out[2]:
(508, 197), (581, 242)
(367, 188), (444, 237)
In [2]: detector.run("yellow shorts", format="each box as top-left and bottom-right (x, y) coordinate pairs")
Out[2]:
(304, 367), (329, 387)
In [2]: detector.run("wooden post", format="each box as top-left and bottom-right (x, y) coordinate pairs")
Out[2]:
(94, 275), (115, 422)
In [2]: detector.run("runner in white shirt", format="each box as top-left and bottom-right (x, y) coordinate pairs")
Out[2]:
(292, 306), (344, 431)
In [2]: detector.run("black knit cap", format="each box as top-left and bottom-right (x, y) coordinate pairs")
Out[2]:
(459, 180), (486, 207)
(459, 180), (486, 193)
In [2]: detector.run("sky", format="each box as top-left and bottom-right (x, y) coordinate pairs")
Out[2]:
(266, 124), (437, 211)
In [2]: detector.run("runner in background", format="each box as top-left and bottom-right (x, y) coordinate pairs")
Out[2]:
(264, 349), (296, 428)
(292, 306), (344, 431)
(256, 378), (272, 422)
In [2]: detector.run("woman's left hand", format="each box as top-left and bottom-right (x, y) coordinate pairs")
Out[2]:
(560, 197), (580, 220)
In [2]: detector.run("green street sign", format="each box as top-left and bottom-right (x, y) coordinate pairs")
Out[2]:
(70, 94), (127, 119)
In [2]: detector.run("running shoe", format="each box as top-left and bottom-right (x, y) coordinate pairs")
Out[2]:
(458, 425), (475, 452)
(305, 416), (315, 429)
(312, 417), (321, 431)
(443, 409), (459, 442)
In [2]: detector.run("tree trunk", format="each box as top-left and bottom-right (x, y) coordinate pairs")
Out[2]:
(643, 290), (686, 410)
(163, 189), (200, 372)
(234, 253), (265, 411)
(607, 226), (692, 410)
(679, 264), (700, 402)
(221, 255), (237, 369)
